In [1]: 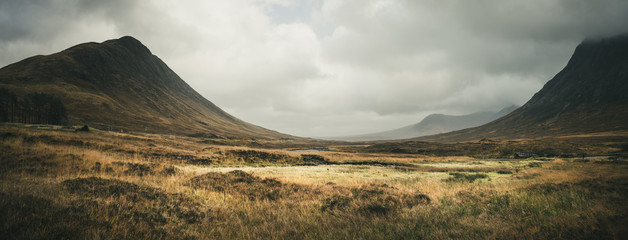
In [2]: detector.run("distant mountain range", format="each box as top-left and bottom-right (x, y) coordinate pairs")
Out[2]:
(330, 105), (517, 141)
(0, 36), (289, 139)
(418, 34), (628, 142)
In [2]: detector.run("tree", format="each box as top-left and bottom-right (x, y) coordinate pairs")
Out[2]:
(0, 88), (67, 125)
(0, 87), (9, 122)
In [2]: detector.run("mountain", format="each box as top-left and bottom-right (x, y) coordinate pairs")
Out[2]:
(332, 105), (517, 141)
(418, 34), (628, 142)
(0, 36), (289, 139)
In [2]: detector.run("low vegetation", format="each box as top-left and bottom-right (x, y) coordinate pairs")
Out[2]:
(1, 124), (627, 239)
(443, 172), (489, 183)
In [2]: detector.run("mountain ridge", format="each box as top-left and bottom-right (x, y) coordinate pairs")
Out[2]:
(0, 36), (290, 139)
(417, 34), (628, 142)
(331, 105), (517, 141)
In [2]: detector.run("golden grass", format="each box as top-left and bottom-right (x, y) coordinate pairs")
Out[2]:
(1, 124), (627, 239)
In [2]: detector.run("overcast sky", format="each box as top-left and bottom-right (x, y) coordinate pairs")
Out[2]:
(1, 0), (628, 137)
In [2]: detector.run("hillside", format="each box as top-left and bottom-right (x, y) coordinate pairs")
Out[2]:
(419, 34), (628, 142)
(0, 36), (289, 139)
(333, 105), (517, 141)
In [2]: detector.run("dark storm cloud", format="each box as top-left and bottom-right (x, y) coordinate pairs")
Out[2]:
(0, 0), (72, 41)
(0, 0), (131, 66)
(323, 0), (628, 75)
(445, 0), (628, 74)
(0, 0), (129, 40)
(1, 0), (628, 137)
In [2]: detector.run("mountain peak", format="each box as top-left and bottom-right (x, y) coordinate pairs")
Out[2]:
(103, 36), (152, 56)
(525, 33), (628, 110)
(419, 33), (628, 142)
(61, 36), (153, 61)
(117, 35), (143, 44)
(0, 37), (288, 139)
(582, 33), (628, 46)
(423, 114), (446, 121)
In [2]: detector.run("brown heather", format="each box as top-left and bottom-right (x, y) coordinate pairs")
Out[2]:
(1, 124), (627, 239)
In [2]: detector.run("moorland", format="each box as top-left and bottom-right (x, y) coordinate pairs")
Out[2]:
(1, 34), (628, 239)
(1, 123), (626, 239)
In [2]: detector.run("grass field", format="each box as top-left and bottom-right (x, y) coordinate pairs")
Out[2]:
(1, 124), (627, 239)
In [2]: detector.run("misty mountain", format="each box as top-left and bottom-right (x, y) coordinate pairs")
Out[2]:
(333, 105), (517, 141)
(0, 36), (289, 139)
(419, 34), (628, 142)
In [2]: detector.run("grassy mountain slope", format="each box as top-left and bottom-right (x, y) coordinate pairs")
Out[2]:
(0, 36), (289, 139)
(419, 34), (628, 142)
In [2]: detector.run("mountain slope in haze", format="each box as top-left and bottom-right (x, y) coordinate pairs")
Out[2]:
(334, 105), (517, 141)
(0, 36), (289, 139)
(419, 34), (628, 142)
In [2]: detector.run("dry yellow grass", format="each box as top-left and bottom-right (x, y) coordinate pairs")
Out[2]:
(1, 124), (627, 239)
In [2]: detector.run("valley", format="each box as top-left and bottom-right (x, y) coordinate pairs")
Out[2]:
(1, 31), (627, 239)
(1, 124), (626, 239)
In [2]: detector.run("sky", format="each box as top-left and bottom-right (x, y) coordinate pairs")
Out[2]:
(1, 0), (628, 138)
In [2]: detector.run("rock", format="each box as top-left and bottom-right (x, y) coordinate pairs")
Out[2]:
(75, 125), (89, 132)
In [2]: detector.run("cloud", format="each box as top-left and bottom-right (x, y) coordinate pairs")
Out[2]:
(313, 0), (628, 115)
(1, 0), (628, 137)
